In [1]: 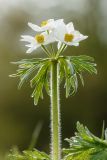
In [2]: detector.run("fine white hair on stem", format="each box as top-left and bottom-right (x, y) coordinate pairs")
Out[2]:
(50, 62), (61, 160)
(57, 63), (62, 158)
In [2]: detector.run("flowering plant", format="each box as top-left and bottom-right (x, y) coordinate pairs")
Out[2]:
(9, 19), (98, 160)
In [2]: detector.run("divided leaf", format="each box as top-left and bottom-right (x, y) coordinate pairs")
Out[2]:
(31, 62), (50, 105)
(10, 55), (97, 105)
(7, 148), (50, 160)
(10, 58), (51, 105)
(58, 55), (97, 98)
(69, 55), (97, 75)
(63, 122), (107, 160)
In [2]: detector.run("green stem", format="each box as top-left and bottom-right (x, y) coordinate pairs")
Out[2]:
(56, 44), (67, 58)
(28, 121), (43, 150)
(50, 44), (55, 55)
(41, 45), (51, 57)
(50, 61), (61, 160)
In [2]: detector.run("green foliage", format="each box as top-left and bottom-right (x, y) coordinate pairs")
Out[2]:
(10, 55), (97, 105)
(6, 148), (50, 160)
(6, 122), (107, 160)
(10, 58), (51, 105)
(63, 122), (107, 160)
(58, 55), (97, 97)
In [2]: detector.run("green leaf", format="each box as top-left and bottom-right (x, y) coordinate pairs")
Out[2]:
(58, 58), (65, 83)
(58, 55), (97, 98)
(69, 55), (97, 74)
(11, 58), (50, 65)
(31, 82), (44, 105)
(44, 74), (50, 95)
(23, 149), (50, 160)
(10, 59), (42, 89)
(58, 57), (77, 97)
(10, 58), (51, 105)
(63, 150), (92, 160)
(6, 147), (24, 160)
(10, 55), (97, 105)
(30, 61), (50, 88)
(18, 64), (39, 89)
(30, 61), (50, 105)
(63, 122), (107, 160)
(79, 73), (84, 86)
(7, 148), (50, 160)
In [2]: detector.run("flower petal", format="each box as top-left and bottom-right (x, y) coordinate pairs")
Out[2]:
(20, 34), (42, 53)
(20, 35), (35, 43)
(42, 31), (56, 45)
(66, 22), (74, 33)
(54, 21), (66, 42)
(73, 31), (88, 43)
(28, 19), (55, 32)
(26, 44), (40, 53)
(71, 42), (79, 46)
(26, 47), (35, 53)
(28, 22), (42, 32)
(64, 41), (79, 46)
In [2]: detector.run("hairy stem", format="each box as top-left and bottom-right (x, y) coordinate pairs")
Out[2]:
(50, 60), (61, 160)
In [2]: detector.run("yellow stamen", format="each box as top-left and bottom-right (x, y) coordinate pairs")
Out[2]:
(64, 33), (74, 42)
(35, 34), (44, 44)
(41, 20), (48, 27)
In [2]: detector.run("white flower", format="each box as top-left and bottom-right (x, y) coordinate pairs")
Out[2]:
(28, 19), (64, 32)
(54, 21), (88, 49)
(20, 31), (55, 53)
(21, 19), (88, 54)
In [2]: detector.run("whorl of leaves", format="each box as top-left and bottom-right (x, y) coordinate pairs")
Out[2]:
(63, 122), (107, 160)
(10, 55), (97, 105)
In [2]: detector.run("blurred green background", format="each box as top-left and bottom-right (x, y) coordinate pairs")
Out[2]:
(0, 0), (107, 157)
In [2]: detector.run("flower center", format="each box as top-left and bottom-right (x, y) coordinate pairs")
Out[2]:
(41, 21), (48, 27)
(35, 34), (44, 44)
(64, 33), (74, 42)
